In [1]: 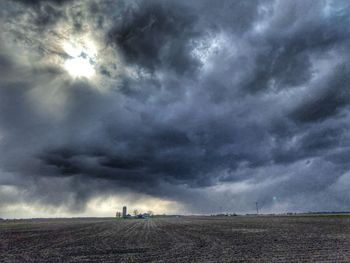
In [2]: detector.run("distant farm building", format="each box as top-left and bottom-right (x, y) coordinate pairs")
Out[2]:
(122, 206), (127, 218)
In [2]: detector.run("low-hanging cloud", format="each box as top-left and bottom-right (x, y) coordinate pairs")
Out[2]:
(1, 0), (350, 217)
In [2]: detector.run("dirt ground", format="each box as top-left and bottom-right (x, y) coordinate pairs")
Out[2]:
(1, 215), (350, 262)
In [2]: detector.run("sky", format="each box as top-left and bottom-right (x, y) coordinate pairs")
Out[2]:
(1, 0), (350, 218)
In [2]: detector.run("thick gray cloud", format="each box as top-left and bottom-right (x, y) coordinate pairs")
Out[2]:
(1, 0), (350, 217)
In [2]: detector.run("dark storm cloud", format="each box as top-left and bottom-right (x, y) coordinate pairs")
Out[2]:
(241, 2), (350, 94)
(289, 64), (350, 123)
(13, 0), (69, 28)
(193, 0), (268, 34)
(14, 0), (72, 6)
(106, 0), (201, 74)
(1, 0), (350, 215)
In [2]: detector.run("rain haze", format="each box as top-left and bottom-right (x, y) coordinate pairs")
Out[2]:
(1, 0), (350, 218)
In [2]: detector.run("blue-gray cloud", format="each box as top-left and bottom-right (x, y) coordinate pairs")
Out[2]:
(1, 0), (350, 215)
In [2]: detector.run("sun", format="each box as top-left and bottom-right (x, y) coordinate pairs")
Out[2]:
(62, 39), (97, 78)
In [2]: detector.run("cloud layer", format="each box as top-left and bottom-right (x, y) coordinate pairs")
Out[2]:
(1, 0), (350, 217)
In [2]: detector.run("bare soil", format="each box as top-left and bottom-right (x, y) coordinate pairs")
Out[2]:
(1, 215), (350, 262)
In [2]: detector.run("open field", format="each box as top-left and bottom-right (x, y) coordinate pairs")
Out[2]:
(1, 215), (350, 262)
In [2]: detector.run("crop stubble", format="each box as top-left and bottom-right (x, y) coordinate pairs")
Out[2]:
(1, 216), (350, 262)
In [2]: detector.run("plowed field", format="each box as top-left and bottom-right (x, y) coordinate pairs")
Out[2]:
(1, 215), (350, 262)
